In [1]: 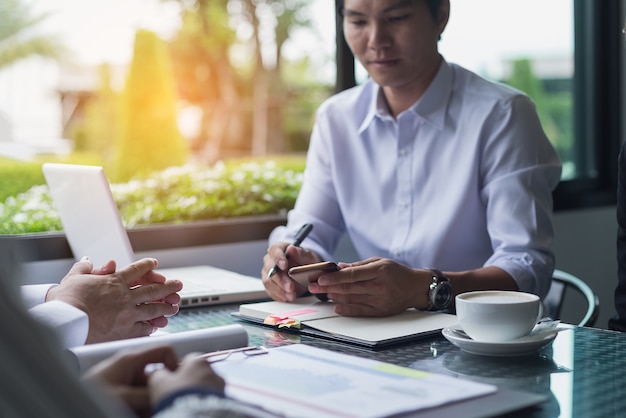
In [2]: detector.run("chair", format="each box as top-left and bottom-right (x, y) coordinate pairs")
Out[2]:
(543, 269), (600, 327)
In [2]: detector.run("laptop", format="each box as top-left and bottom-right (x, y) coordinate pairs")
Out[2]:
(42, 163), (269, 308)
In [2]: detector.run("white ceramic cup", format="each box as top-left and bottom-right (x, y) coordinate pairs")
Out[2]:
(455, 290), (543, 343)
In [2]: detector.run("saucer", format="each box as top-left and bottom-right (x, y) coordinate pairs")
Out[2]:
(442, 325), (558, 357)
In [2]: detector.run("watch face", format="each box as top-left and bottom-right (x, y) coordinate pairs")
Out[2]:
(433, 282), (453, 309)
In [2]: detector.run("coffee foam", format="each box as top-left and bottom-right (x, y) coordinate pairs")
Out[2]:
(459, 291), (537, 303)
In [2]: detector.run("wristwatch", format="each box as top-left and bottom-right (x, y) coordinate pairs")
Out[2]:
(426, 268), (453, 311)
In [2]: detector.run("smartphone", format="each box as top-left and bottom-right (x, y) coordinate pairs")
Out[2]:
(288, 261), (339, 288)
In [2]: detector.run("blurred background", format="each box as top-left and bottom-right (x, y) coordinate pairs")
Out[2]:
(0, 0), (573, 180)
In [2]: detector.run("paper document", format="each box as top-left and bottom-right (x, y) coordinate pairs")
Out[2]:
(236, 296), (458, 347)
(211, 344), (496, 418)
(67, 324), (248, 372)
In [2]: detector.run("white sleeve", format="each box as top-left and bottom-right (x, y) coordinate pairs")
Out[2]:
(1, 279), (131, 417)
(20, 284), (56, 309)
(28, 301), (89, 348)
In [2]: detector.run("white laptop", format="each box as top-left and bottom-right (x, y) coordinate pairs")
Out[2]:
(42, 163), (269, 308)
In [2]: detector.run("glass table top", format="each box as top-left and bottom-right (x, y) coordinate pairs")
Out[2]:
(165, 303), (626, 418)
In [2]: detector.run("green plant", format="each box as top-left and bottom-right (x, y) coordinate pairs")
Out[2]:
(0, 154), (104, 202)
(0, 159), (45, 202)
(113, 29), (188, 182)
(75, 64), (120, 161)
(0, 161), (303, 234)
(0, 185), (63, 234)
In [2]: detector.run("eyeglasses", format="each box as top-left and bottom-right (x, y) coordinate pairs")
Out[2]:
(196, 345), (269, 363)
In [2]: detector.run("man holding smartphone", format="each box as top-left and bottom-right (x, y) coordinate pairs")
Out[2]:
(262, 0), (561, 317)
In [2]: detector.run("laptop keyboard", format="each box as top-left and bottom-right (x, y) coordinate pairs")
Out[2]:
(164, 305), (238, 333)
(179, 281), (219, 293)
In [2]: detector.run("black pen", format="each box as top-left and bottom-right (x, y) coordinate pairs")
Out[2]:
(267, 223), (313, 278)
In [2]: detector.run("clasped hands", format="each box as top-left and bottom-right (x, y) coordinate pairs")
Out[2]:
(46, 256), (182, 344)
(262, 243), (429, 316)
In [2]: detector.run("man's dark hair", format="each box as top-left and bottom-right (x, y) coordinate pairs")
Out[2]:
(337, 0), (444, 21)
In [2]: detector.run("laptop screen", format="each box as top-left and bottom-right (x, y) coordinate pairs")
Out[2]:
(42, 163), (135, 268)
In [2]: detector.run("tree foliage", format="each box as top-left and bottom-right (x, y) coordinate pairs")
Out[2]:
(168, 0), (243, 160)
(113, 29), (189, 181)
(167, 0), (320, 159)
(0, 0), (66, 69)
(73, 64), (120, 161)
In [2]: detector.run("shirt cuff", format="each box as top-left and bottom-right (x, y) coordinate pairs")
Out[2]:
(20, 284), (57, 309)
(28, 301), (89, 348)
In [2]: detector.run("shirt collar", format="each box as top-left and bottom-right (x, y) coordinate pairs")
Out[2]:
(410, 59), (451, 131)
(357, 58), (452, 134)
(357, 81), (386, 134)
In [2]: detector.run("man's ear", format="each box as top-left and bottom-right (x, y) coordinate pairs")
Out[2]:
(437, 0), (451, 38)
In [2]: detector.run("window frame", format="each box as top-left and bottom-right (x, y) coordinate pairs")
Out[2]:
(333, 0), (622, 212)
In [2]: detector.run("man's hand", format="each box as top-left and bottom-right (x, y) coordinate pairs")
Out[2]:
(83, 345), (179, 418)
(47, 257), (182, 343)
(261, 244), (322, 302)
(148, 352), (225, 408)
(308, 259), (518, 317)
(308, 257), (428, 316)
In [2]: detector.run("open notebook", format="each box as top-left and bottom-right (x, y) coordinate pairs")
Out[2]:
(234, 296), (459, 348)
(42, 163), (268, 308)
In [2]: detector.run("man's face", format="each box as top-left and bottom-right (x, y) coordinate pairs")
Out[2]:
(342, 0), (448, 91)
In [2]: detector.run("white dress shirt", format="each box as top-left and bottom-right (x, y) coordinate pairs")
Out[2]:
(21, 284), (89, 348)
(270, 59), (562, 298)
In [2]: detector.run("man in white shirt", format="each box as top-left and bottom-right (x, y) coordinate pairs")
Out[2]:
(262, 0), (561, 316)
(22, 256), (182, 347)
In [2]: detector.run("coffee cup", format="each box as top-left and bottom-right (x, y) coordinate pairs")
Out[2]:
(455, 291), (542, 343)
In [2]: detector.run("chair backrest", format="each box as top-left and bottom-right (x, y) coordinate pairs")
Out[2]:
(543, 269), (599, 327)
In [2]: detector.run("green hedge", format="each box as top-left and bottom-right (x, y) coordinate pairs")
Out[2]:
(0, 159), (46, 202)
(0, 158), (305, 234)
(0, 153), (104, 202)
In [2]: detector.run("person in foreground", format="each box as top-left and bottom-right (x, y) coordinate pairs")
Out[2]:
(84, 345), (265, 418)
(22, 256), (183, 347)
(0, 245), (269, 418)
(262, 0), (562, 316)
